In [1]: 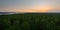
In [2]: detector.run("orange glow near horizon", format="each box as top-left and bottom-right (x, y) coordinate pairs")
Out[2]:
(39, 6), (53, 12)
(15, 9), (48, 12)
(16, 6), (53, 12)
(1, 6), (54, 12)
(40, 7), (49, 12)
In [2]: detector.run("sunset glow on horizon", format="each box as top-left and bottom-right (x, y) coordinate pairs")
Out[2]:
(0, 0), (60, 12)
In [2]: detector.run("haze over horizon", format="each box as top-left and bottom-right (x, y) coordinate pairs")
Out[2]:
(0, 0), (60, 12)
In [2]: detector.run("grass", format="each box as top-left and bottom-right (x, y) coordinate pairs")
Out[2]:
(0, 13), (60, 30)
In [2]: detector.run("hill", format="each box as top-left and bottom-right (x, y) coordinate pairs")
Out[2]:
(0, 12), (16, 15)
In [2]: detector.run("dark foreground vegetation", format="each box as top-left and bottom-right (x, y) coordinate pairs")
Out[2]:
(0, 13), (60, 30)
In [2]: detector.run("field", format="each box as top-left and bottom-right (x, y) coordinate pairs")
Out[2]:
(0, 13), (60, 30)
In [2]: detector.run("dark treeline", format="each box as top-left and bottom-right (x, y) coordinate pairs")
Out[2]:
(0, 13), (60, 30)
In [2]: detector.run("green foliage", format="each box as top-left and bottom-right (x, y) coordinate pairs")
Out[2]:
(0, 13), (60, 30)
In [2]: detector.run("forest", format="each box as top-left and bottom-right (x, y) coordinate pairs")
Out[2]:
(0, 13), (60, 30)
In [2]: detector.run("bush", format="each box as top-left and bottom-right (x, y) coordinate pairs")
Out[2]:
(0, 13), (60, 30)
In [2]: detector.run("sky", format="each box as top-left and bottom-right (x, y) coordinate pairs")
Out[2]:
(0, 0), (60, 12)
